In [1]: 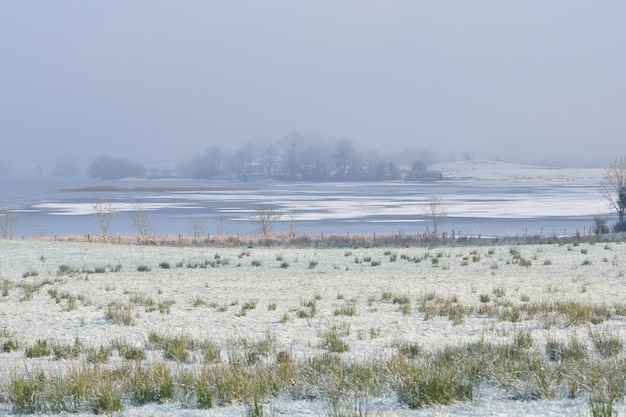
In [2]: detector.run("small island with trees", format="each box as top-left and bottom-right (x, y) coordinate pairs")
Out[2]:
(85, 134), (444, 183)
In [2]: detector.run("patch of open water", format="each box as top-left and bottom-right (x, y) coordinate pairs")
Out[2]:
(0, 177), (608, 238)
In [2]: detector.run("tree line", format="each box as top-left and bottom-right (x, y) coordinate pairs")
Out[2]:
(85, 153), (626, 236)
(87, 134), (440, 182)
(3, 156), (626, 238)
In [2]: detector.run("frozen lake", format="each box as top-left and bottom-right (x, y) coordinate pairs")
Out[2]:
(0, 162), (609, 239)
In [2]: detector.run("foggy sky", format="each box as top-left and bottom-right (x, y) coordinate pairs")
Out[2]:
(1, 1), (625, 171)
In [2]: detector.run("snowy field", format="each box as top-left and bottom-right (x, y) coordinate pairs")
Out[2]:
(1, 238), (626, 416)
(431, 159), (605, 182)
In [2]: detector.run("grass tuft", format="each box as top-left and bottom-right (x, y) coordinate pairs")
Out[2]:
(25, 339), (51, 358)
(588, 327), (623, 358)
(321, 326), (350, 353)
(106, 302), (134, 325)
(112, 338), (146, 361)
(52, 336), (82, 360)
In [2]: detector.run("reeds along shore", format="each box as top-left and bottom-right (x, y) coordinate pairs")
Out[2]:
(31, 230), (626, 248)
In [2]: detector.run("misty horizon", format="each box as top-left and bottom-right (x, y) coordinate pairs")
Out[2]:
(0, 138), (607, 180)
(2, 2), (624, 174)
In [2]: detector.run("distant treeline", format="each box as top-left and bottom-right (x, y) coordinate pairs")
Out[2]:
(87, 134), (445, 182)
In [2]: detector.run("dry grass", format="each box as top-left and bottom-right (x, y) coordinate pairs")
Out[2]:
(33, 230), (589, 248)
(3, 237), (626, 415)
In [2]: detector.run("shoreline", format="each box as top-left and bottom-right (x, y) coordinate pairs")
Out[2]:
(10, 229), (626, 248)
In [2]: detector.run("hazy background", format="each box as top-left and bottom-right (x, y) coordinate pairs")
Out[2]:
(1, 1), (625, 175)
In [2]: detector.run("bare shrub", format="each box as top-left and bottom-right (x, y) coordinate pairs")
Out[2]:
(189, 218), (206, 241)
(93, 197), (115, 240)
(421, 195), (446, 235)
(600, 157), (626, 231)
(252, 204), (282, 238)
(132, 202), (153, 238)
(0, 206), (17, 239)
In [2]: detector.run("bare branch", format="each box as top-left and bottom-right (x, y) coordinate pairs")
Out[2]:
(601, 157), (626, 229)
(189, 218), (206, 241)
(421, 195), (447, 235)
(93, 197), (115, 240)
(132, 202), (152, 238)
(252, 204), (282, 238)
(287, 208), (300, 238)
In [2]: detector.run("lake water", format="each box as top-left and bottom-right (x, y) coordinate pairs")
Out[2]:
(0, 176), (608, 239)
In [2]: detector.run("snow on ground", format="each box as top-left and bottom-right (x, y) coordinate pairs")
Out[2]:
(432, 160), (605, 182)
(1, 238), (626, 416)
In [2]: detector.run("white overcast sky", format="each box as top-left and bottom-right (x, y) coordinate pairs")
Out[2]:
(1, 1), (625, 168)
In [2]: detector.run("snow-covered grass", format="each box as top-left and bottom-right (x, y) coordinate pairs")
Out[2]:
(432, 159), (605, 182)
(1, 238), (626, 416)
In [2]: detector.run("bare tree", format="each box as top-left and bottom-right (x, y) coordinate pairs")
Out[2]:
(232, 142), (256, 179)
(189, 218), (206, 240)
(202, 146), (226, 178)
(280, 133), (303, 180)
(287, 208), (300, 238)
(178, 146), (228, 179)
(0, 206), (17, 239)
(131, 202), (152, 238)
(261, 144), (278, 176)
(217, 216), (225, 235)
(601, 156), (626, 231)
(421, 195), (447, 235)
(93, 197), (115, 240)
(252, 204), (282, 238)
(334, 139), (354, 179)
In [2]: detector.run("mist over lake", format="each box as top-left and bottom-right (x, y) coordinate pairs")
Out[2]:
(1, 162), (607, 239)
